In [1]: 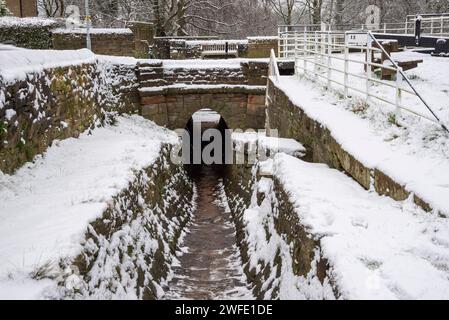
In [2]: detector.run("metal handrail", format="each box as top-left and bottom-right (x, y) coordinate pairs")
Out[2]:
(286, 30), (448, 132)
(367, 31), (448, 132)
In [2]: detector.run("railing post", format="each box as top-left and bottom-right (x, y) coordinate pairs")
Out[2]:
(327, 31), (332, 89)
(366, 33), (372, 103)
(441, 16), (444, 36)
(384, 23), (387, 33)
(314, 32), (318, 81)
(303, 31), (307, 76)
(294, 32), (298, 60)
(396, 67), (403, 116)
(344, 41), (349, 98)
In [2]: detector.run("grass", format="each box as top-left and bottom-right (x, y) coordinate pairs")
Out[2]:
(30, 260), (56, 280)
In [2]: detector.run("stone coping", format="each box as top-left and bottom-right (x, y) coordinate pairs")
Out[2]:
(139, 84), (266, 97)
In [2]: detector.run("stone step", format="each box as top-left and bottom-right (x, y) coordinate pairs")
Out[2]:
(138, 72), (164, 82)
(137, 61), (163, 68)
(139, 79), (168, 87)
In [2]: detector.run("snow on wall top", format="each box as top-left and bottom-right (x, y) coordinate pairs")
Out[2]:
(161, 58), (267, 70)
(0, 17), (59, 27)
(0, 115), (177, 282)
(185, 39), (248, 46)
(247, 36), (279, 41)
(273, 154), (449, 299)
(0, 45), (96, 83)
(52, 28), (133, 35)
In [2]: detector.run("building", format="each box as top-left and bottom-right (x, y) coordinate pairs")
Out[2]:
(5, 0), (37, 17)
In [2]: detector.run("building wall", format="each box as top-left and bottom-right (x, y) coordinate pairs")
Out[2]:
(52, 30), (135, 57)
(5, 0), (37, 17)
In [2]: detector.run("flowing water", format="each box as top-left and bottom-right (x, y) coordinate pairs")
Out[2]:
(163, 165), (253, 300)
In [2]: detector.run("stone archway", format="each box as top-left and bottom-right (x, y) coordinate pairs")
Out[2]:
(140, 87), (267, 130)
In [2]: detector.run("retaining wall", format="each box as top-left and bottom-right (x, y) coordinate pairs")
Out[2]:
(63, 144), (196, 299)
(266, 78), (433, 213)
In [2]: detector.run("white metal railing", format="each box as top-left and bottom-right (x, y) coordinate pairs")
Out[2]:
(279, 14), (449, 54)
(291, 30), (447, 130)
(371, 16), (449, 36)
(268, 49), (280, 82)
(201, 43), (238, 56)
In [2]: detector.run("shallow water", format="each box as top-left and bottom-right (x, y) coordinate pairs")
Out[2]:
(163, 165), (253, 300)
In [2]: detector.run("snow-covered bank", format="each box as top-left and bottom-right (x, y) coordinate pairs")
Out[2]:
(272, 153), (449, 299)
(0, 115), (179, 298)
(0, 45), (96, 83)
(273, 75), (449, 216)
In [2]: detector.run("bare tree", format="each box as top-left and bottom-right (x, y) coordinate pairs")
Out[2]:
(266, 0), (299, 25)
(38, 0), (65, 17)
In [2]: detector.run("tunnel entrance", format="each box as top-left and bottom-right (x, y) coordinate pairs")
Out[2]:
(163, 109), (253, 299)
(183, 108), (232, 168)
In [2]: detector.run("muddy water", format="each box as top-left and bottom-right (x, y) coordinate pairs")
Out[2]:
(163, 165), (253, 300)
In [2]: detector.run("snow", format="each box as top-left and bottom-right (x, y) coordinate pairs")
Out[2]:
(274, 72), (449, 216)
(139, 84), (266, 93)
(238, 160), (334, 300)
(0, 115), (178, 297)
(272, 153), (449, 299)
(52, 28), (133, 35)
(192, 108), (221, 123)
(0, 45), (96, 83)
(185, 40), (248, 46)
(162, 58), (268, 69)
(5, 109), (16, 121)
(96, 55), (140, 66)
(0, 17), (58, 27)
(247, 36), (279, 41)
(232, 131), (306, 158)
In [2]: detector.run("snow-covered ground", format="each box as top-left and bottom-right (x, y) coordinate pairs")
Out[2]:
(298, 50), (449, 124)
(0, 115), (177, 299)
(274, 60), (449, 215)
(271, 153), (449, 299)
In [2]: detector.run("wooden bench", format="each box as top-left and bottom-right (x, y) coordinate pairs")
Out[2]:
(366, 40), (422, 80)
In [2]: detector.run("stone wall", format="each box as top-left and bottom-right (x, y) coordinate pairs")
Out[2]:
(0, 56), (139, 174)
(59, 144), (196, 299)
(266, 78), (433, 213)
(137, 60), (270, 130)
(152, 37), (278, 59)
(5, 0), (37, 17)
(0, 63), (104, 174)
(140, 87), (266, 130)
(52, 29), (135, 56)
(247, 37), (279, 58)
(224, 154), (334, 299)
(138, 60), (282, 88)
(98, 58), (140, 114)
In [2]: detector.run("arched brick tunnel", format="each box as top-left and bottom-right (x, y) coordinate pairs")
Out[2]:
(140, 87), (267, 130)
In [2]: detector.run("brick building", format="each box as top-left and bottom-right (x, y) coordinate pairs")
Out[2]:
(5, 0), (37, 17)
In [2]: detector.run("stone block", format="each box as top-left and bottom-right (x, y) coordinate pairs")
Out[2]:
(142, 104), (159, 117)
(141, 95), (166, 105)
(248, 95), (266, 105)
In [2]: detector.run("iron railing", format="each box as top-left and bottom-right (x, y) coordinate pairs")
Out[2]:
(288, 30), (447, 130)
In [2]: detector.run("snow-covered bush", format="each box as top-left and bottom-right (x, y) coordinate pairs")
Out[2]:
(0, 17), (61, 49)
